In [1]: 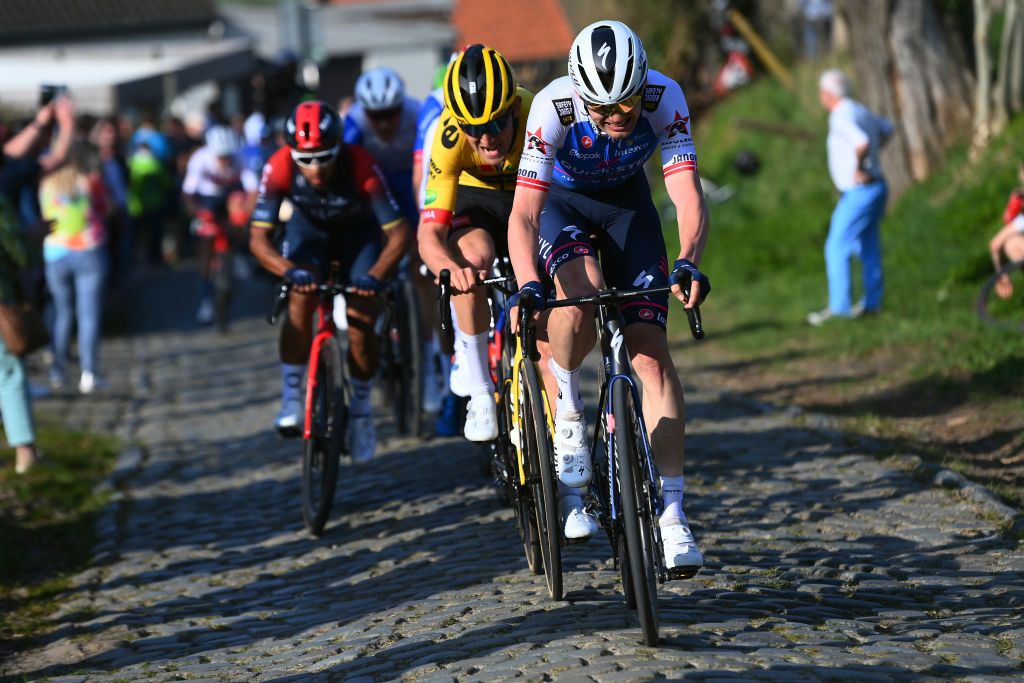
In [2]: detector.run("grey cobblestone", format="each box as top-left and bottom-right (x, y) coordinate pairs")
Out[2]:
(2, 269), (1024, 682)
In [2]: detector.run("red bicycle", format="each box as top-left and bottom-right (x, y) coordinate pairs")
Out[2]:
(269, 278), (350, 536)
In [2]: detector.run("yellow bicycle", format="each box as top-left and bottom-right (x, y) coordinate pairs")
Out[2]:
(439, 269), (563, 600)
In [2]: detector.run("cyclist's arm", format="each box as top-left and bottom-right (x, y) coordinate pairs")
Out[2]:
(416, 124), (464, 279)
(508, 185), (545, 286)
(990, 222), (1022, 272)
(353, 146), (410, 280)
(248, 148), (291, 277)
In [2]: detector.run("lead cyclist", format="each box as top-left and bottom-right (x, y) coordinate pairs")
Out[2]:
(507, 20), (710, 577)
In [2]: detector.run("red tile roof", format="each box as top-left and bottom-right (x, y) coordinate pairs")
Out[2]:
(453, 0), (574, 63)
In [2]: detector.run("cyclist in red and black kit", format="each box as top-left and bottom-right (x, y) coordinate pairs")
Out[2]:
(249, 101), (410, 463)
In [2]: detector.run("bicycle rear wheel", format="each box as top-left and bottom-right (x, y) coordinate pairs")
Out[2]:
(213, 249), (233, 334)
(522, 361), (561, 600)
(613, 383), (659, 645)
(977, 260), (1024, 331)
(301, 335), (346, 536)
(392, 278), (425, 437)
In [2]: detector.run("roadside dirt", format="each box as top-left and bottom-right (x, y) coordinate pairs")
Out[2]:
(674, 336), (1024, 509)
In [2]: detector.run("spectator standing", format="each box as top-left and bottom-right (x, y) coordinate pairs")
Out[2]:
(808, 69), (892, 326)
(800, 0), (833, 61)
(39, 141), (110, 393)
(91, 118), (131, 287)
(988, 162), (1024, 299)
(0, 194), (41, 473)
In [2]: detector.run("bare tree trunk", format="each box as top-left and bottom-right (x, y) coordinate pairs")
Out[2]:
(1009, 0), (1024, 113)
(992, 0), (1018, 133)
(838, 0), (973, 195)
(972, 0), (993, 158)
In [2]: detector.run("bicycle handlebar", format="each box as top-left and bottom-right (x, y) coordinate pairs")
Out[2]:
(548, 284), (705, 340)
(437, 268), (516, 348)
(267, 280), (373, 326)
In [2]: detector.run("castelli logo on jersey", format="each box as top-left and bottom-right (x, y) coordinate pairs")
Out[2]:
(639, 309), (654, 320)
(574, 245), (589, 254)
(581, 136), (593, 148)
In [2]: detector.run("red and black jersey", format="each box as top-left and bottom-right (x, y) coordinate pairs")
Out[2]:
(250, 144), (405, 233)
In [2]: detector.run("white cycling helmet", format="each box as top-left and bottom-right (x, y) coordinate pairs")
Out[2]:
(568, 20), (648, 105)
(354, 67), (406, 112)
(205, 125), (240, 157)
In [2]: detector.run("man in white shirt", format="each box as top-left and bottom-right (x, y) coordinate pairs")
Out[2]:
(809, 69), (893, 326)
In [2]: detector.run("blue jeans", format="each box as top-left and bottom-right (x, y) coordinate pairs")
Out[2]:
(826, 180), (888, 315)
(45, 247), (108, 376)
(0, 337), (35, 447)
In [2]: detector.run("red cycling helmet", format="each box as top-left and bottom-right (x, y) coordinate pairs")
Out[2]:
(285, 100), (342, 152)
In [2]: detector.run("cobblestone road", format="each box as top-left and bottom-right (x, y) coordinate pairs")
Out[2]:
(4, 269), (1024, 682)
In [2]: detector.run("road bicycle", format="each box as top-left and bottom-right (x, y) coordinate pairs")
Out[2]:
(268, 276), (353, 536)
(976, 259), (1024, 331)
(438, 268), (563, 601)
(540, 283), (704, 645)
(377, 271), (425, 438)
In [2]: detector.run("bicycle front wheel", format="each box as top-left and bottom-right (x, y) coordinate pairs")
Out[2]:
(613, 383), (659, 645)
(522, 361), (561, 600)
(301, 335), (345, 536)
(977, 260), (1024, 331)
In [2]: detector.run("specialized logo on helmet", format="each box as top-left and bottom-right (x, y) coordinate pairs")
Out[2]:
(597, 42), (612, 69)
(664, 111), (690, 139)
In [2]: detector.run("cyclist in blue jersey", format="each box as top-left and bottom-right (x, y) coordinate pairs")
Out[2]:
(508, 21), (711, 576)
(346, 67), (442, 413)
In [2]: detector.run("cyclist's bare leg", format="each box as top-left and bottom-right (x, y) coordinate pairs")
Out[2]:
(280, 289), (318, 364)
(549, 256), (604, 369)
(623, 325), (685, 478)
(1005, 233), (1024, 261)
(345, 296), (381, 380)
(447, 226), (496, 334)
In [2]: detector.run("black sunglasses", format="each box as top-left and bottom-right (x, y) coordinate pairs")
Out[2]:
(458, 113), (512, 138)
(366, 106), (402, 121)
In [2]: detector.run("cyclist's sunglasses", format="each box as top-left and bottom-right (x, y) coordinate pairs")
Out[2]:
(291, 145), (340, 168)
(366, 106), (402, 121)
(458, 113), (512, 138)
(584, 92), (644, 117)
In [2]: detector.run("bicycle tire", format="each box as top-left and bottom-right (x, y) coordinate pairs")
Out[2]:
(498, 368), (541, 573)
(213, 250), (233, 334)
(393, 278), (425, 437)
(301, 335), (345, 536)
(522, 361), (562, 600)
(613, 382), (659, 645)
(977, 259), (1024, 331)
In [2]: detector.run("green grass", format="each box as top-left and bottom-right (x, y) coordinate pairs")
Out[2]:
(0, 423), (120, 648)
(661, 64), (1024, 399)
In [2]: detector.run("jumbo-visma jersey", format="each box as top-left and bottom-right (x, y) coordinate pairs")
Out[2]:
(421, 87), (535, 225)
(516, 71), (697, 193)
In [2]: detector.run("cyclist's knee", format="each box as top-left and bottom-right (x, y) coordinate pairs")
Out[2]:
(553, 257), (601, 298)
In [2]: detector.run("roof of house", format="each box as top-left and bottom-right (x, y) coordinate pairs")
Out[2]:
(0, 0), (217, 44)
(452, 0), (574, 63)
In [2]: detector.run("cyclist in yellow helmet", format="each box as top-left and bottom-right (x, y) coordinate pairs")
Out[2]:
(417, 44), (534, 443)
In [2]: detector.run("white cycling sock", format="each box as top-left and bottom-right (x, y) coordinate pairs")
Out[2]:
(557, 479), (586, 502)
(460, 330), (493, 397)
(350, 377), (374, 416)
(550, 357), (584, 416)
(281, 363), (305, 403)
(660, 475), (685, 525)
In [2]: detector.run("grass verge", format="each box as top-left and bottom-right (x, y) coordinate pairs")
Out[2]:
(0, 422), (120, 652)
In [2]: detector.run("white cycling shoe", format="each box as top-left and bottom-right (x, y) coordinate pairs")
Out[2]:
(560, 495), (599, 543)
(464, 394), (498, 442)
(196, 297), (214, 325)
(349, 414), (377, 464)
(661, 518), (704, 579)
(554, 412), (592, 487)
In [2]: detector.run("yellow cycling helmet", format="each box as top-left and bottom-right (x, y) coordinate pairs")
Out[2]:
(443, 44), (517, 133)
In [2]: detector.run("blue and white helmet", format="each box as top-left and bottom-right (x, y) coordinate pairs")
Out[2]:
(568, 20), (648, 105)
(205, 125), (240, 156)
(354, 67), (406, 111)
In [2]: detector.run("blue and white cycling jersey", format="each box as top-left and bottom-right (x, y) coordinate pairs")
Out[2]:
(516, 70), (698, 194)
(344, 96), (420, 222)
(413, 88), (445, 166)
